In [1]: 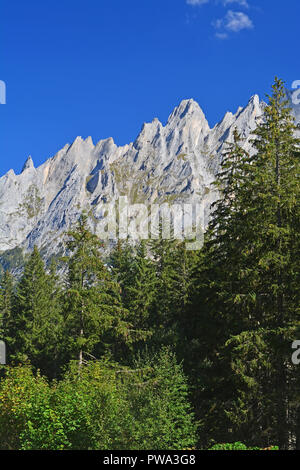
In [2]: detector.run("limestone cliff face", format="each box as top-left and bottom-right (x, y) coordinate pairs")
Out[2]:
(0, 93), (283, 257)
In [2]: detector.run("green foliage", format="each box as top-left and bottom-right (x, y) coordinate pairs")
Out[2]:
(127, 348), (198, 450)
(188, 78), (300, 449)
(0, 271), (15, 350)
(148, 234), (197, 350)
(109, 240), (155, 339)
(209, 442), (278, 451)
(0, 78), (299, 450)
(12, 247), (63, 378)
(63, 214), (144, 367)
(0, 247), (25, 276)
(0, 349), (197, 450)
(0, 366), (68, 450)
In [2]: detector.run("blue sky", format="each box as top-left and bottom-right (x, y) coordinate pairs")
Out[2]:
(0, 0), (299, 176)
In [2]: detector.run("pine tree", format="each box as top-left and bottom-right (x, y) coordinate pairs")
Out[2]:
(0, 271), (15, 353)
(148, 233), (197, 351)
(190, 78), (300, 448)
(109, 239), (136, 309)
(109, 239), (158, 355)
(63, 214), (143, 367)
(186, 130), (252, 447)
(13, 247), (63, 377)
(128, 347), (198, 450)
(125, 240), (157, 331)
(247, 78), (300, 449)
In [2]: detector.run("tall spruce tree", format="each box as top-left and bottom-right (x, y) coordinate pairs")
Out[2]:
(13, 247), (63, 377)
(190, 78), (300, 448)
(246, 78), (300, 449)
(109, 239), (136, 310)
(186, 130), (252, 447)
(0, 271), (15, 354)
(148, 233), (197, 351)
(63, 214), (145, 367)
(124, 240), (157, 332)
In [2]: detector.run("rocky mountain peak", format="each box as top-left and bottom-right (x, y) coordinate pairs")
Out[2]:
(167, 99), (210, 131)
(2, 91), (296, 260)
(21, 156), (35, 173)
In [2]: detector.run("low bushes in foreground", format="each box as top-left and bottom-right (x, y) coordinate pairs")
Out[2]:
(209, 442), (279, 451)
(0, 348), (197, 450)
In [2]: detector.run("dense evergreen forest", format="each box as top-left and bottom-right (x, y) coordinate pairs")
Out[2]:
(0, 79), (299, 450)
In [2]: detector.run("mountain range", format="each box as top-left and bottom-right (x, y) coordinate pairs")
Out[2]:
(0, 90), (298, 266)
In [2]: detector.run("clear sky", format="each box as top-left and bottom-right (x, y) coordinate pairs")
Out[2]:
(0, 0), (299, 176)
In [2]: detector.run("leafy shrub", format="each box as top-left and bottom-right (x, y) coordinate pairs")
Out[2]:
(125, 348), (198, 450)
(0, 366), (69, 450)
(209, 442), (278, 451)
(0, 349), (197, 450)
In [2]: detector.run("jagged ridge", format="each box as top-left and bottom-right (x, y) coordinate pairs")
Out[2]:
(1, 91), (297, 258)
